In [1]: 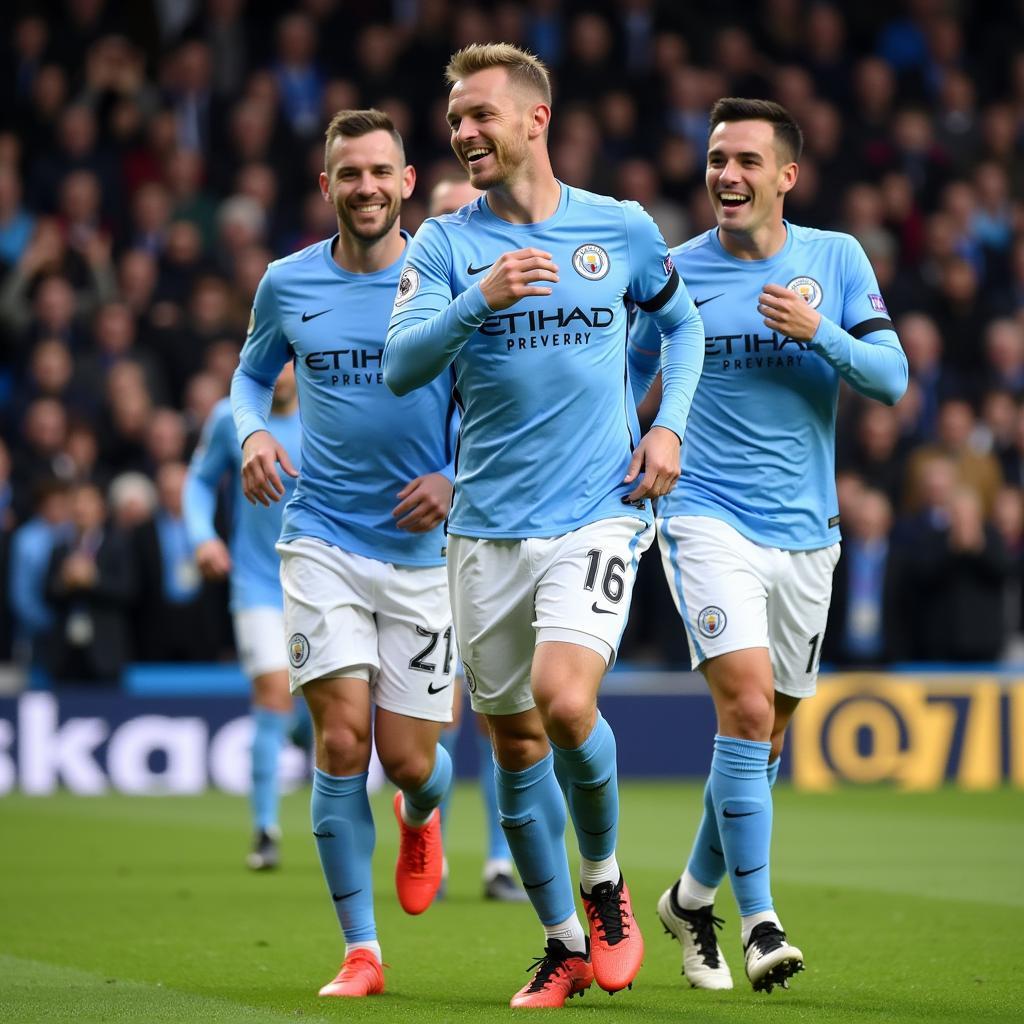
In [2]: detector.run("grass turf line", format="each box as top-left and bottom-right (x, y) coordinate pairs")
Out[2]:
(1, 782), (1020, 1023)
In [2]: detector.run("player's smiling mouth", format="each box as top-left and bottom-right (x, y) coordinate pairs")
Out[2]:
(464, 146), (493, 164)
(718, 192), (751, 208)
(351, 202), (387, 213)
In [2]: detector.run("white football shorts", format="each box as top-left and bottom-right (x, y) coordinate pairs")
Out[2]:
(657, 515), (841, 698)
(448, 516), (653, 716)
(233, 606), (288, 680)
(277, 537), (455, 722)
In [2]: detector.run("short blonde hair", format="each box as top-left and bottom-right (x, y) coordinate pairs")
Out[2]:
(445, 43), (551, 105)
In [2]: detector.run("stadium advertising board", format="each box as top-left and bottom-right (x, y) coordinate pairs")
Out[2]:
(0, 693), (309, 796)
(1, 674), (1021, 793)
(791, 674), (1024, 790)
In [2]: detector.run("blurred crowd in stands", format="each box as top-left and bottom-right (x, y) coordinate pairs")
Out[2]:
(1, 0), (1023, 685)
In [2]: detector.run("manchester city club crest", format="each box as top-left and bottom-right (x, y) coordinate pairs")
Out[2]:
(697, 606), (727, 639)
(464, 664), (477, 693)
(572, 243), (610, 280)
(394, 266), (420, 307)
(786, 275), (823, 308)
(288, 633), (310, 668)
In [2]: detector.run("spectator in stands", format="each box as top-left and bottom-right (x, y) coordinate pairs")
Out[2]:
(841, 404), (907, 507)
(976, 389), (1019, 482)
(897, 311), (952, 441)
(10, 398), (68, 521)
(0, 165), (35, 269)
(77, 300), (166, 406)
(0, 1), (1022, 672)
(983, 318), (1024, 397)
(164, 149), (217, 252)
(992, 486), (1024, 658)
(909, 486), (1011, 662)
(8, 479), (72, 683)
(271, 12), (324, 140)
(108, 471), (156, 532)
(131, 460), (225, 661)
(45, 480), (133, 684)
(825, 488), (905, 666)
(144, 408), (188, 471)
(904, 398), (1003, 516)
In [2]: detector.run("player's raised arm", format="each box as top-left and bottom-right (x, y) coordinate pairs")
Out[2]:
(230, 270), (299, 506)
(382, 219), (490, 395)
(759, 235), (908, 406)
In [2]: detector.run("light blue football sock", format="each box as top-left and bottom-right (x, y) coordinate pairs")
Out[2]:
(250, 707), (289, 831)
(495, 752), (575, 925)
(710, 734), (773, 916)
(478, 733), (511, 861)
(551, 713), (618, 864)
(438, 726), (460, 841)
(402, 742), (452, 820)
(311, 768), (376, 942)
(687, 754), (782, 890)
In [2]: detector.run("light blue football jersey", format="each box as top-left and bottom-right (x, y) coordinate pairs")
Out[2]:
(231, 233), (458, 567)
(630, 223), (908, 550)
(384, 184), (705, 539)
(184, 398), (301, 612)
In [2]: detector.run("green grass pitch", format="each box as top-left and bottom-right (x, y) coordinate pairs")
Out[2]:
(2, 781), (1021, 1023)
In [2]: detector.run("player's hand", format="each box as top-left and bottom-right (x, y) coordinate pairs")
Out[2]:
(195, 538), (232, 581)
(758, 283), (822, 341)
(241, 429), (299, 507)
(392, 472), (453, 532)
(479, 248), (559, 311)
(623, 425), (681, 502)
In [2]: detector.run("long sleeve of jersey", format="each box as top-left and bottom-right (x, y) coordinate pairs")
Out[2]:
(621, 205), (705, 441)
(384, 220), (492, 395)
(184, 403), (234, 547)
(627, 299), (705, 437)
(642, 294), (705, 441)
(809, 238), (908, 406)
(810, 318), (908, 406)
(231, 269), (291, 445)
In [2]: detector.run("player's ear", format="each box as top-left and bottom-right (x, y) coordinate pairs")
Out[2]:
(401, 164), (416, 201)
(318, 170), (331, 202)
(778, 161), (798, 196)
(527, 102), (551, 140)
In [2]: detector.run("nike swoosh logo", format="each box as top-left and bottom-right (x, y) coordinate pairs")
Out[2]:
(332, 889), (361, 901)
(501, 817), (536, 830)
(312, 830), (335, 838)
(694, 294), (724, 308)
(591, 602), (616, 615)
(734, 864), (766, 877)
(466, 262), (493, 275)
(301, 308), (331, 321)
(523, 875), (555, 890)
(710, 845), (723, 856)
(723, 808), (757, 818)
(581, 823), (615, 836)
(427, 682), (450, 694)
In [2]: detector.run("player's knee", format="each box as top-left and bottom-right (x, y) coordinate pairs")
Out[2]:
(316, 720), (370, 775)
(720, 688), (774, 741)
(490, 728), (547, 772)
(380, 749), (433, 791)
(536, 690), (595, 746)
